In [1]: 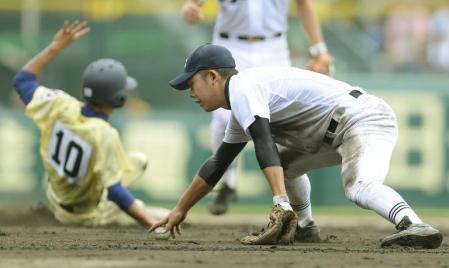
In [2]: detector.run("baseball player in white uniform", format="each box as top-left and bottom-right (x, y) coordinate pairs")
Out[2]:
(150, 44), (442, 249)
(182, 1), (333, 230)
(12, 21), (169, 229)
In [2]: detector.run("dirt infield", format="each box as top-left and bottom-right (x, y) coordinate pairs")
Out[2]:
(0, 205), (448, 268)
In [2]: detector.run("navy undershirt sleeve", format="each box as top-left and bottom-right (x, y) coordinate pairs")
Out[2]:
(12, 70), (40, 105)
(248, 116), (281, 169)
(107, 182), (136, 211)
(198, 142), (247, 186)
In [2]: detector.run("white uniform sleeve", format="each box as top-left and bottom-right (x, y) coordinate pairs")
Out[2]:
(223, 114), (251, 144)
(228, 76), (270, 135)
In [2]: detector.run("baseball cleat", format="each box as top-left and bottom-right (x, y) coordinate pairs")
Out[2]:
(295, 220), (321, 243)
(381, 216), (443, 249)
(208, 184), (237, 215)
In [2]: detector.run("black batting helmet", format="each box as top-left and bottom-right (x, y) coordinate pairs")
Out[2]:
(82, 58), (137, 108)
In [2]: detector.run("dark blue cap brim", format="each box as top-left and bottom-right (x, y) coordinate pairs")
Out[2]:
(169, 71), (197, 90)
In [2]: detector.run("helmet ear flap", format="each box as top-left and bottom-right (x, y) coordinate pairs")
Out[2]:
(111, 91), (128, 108)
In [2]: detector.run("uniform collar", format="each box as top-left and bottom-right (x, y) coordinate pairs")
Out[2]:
(224, 75), (234, 110)
(81, 104), (109, 121)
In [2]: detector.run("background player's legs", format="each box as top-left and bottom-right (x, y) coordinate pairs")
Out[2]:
(280, 145), (340, 242)
(280, 145), (340, 224)
(208, 108), (238, 215)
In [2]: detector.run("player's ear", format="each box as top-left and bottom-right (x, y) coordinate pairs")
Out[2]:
(209, 70), (220, 83)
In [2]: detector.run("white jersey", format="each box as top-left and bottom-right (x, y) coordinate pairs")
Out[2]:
(214, 0), (290, 36)
(223, 67), (387, 154)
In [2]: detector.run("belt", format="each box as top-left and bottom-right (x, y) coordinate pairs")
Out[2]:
(219, 32), (282, 42)
(59, 203), (76, 213)
(59, 202), (96, 214)
(323, 89), (363, 144)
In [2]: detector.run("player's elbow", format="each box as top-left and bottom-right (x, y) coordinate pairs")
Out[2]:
(254, 141), (281, 169)
(107, 182), (136, 211)
(11, 70), (39, 105)
(12, 72), (23, 91)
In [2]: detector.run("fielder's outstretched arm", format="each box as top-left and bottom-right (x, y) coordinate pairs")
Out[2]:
(149, 141), (246, 238)
(107, 182), (158, 227)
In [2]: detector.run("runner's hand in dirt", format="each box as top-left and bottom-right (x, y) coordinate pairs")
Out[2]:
(149, 209), (186, 238)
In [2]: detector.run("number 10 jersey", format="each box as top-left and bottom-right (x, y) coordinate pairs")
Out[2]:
(25, 86), (132, 210)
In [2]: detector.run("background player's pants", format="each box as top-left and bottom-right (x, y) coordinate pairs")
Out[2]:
(281, 94), (421, 225)
(46, 152), (169, 226)
(211, 34), (291, 189)
(212, 34), (291, 71)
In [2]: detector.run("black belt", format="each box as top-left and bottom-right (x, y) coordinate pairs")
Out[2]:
(323, 89), (363, 144)
(59, 202), (96, 214)
(59, 203), (76, 213)
(219, 32), (282, 42)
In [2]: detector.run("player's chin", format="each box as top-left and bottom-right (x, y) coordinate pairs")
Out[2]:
(200, 104), (214, 112)
(197, 102), (219, 112)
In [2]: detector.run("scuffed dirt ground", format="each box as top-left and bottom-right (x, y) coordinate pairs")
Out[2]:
(0, 204), (448, 268)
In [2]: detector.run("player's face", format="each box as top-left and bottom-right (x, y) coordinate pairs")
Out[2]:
(189, 72), (222, 112)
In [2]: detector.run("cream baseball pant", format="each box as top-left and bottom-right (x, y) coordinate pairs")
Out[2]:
(47, 152), (169, 226)
(281, 95), (420, 225)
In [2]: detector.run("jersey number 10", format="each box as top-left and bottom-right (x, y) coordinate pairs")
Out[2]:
(48, 121), (92, 184)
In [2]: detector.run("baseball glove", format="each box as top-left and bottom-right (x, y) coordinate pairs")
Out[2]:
(306, 53), (335, 76)
(240, 205), (298, 245)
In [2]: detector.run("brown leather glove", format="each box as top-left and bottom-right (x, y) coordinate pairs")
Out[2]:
(306, 52), (335, 76)
(240, 205), (298, 245)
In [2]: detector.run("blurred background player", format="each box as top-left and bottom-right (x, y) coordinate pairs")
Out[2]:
(11, 21), (169, 228)
(181, 0), (332, 241)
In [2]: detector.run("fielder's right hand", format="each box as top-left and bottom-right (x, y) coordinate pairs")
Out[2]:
(149, 209), (187, 239)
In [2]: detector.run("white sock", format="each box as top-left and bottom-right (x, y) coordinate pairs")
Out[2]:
(389, 202), (422, 225)
(347, 181), (422, 225)
(285, 174), (314, 227)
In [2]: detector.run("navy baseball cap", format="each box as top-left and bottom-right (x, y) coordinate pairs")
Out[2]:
(169, 44), (236, 90)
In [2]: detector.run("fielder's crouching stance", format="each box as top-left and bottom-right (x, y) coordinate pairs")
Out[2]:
(150, 44), (443, 249)
(12, 21), (169, 229)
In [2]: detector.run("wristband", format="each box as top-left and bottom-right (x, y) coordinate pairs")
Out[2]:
(273, 195), (290, 205)
(309, 42), (328, 57)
